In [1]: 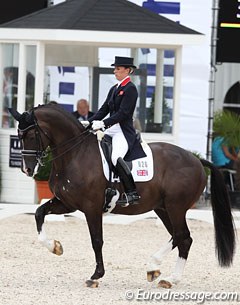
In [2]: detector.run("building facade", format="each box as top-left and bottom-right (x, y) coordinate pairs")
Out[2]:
(0, 0), (210, 204)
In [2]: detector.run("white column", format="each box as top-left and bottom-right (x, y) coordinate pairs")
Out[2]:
(172, 46), (182, 144)
(154, 49), (164, 123)
(130, 48), (138, 63)
(88, 66), (93, 110)
(17, 43), (26, 113)
(0, 43), (3, 127)
(34, 42), (45, 107)
(130, 48), (139, 86)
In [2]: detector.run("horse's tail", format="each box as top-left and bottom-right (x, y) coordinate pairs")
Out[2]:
(200, 159), (236, 267)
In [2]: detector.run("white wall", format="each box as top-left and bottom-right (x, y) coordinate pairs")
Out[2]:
(179, 0), (211, 157)
(0, 129), (35, 203)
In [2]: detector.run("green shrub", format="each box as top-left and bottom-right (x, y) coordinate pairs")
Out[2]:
(213, 110), (240, 147)
(191, 151), (210, 177)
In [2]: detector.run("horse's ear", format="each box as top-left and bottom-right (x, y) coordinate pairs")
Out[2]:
(8, 108), (22, 121)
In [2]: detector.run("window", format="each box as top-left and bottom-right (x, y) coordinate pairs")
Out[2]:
(25, 45), (36, 110)
(1, 43), (19, 128)
(0, 44), (37, 128)
(96, 47), (175, 134)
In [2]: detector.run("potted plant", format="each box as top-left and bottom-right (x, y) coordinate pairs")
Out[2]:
(34, 147), (53, 203)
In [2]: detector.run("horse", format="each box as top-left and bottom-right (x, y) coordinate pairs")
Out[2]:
(9, 104), (236, 289)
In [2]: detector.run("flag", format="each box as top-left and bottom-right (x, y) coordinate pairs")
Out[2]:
(59, 82), (75, 96)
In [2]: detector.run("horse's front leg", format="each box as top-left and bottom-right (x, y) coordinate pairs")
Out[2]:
(84, 211), (104, 288)
(35, 197), (75, 255)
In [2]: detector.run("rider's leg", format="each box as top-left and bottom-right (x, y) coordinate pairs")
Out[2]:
(111, 131), (140, 205)
(115, 157), (140, 205)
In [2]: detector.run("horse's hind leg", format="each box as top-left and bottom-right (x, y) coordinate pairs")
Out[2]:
(147, 208), (174, 282)
(169, 232), (192, 282)
(149, 208), (192, 288)
(158, 216), (192, 289)
(35, 197), (75, 255)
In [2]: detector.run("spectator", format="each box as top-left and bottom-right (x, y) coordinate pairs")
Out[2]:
(72, 99), (94, 121)
(212, 135), (239, 189)
(212, 136), (238, 169)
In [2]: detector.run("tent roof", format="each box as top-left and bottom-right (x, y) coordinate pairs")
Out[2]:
(0, 0), (201, 35)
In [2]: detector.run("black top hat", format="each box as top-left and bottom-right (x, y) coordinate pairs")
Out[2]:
(111, 56), (137, 69)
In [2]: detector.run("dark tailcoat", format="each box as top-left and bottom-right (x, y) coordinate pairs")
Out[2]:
(89, 78), (146, 161)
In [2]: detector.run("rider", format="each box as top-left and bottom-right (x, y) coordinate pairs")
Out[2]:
(82, 56), (146, 205)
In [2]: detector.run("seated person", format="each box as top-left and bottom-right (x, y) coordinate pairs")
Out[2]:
(212, 136), (238, 169)
(72, 99), (94, 121)
(212, 136), (239, 189)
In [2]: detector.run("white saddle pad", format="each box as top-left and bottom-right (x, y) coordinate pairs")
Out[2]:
(97, 135), (154, 182)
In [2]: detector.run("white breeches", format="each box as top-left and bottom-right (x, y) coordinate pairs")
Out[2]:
(104, 123), (128, 166)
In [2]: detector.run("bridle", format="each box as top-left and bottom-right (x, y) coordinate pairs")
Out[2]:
(19, 122), (48, 166)
(19, 115), (92, 166)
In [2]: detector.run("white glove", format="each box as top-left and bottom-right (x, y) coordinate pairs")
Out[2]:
(81, 120), (90, 127)
(92, 120), (105, 131)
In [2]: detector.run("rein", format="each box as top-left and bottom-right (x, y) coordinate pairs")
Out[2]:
(19, 116), (92, 165)
(48, 130), (92, 162)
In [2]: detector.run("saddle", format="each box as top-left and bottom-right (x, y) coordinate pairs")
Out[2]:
(96, 131), (154, 213)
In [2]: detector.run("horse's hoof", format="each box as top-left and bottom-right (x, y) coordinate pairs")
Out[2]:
(147, 270), (161, 282)
(85, 279), (99, 288)
(53, 240), (63, 256)
(158, 279), (172, 289)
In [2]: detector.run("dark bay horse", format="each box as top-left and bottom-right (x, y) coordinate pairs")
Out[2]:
(9, 104), (236, 288)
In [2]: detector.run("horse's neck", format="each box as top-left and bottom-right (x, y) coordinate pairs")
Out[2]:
(37, 107), (84, 146)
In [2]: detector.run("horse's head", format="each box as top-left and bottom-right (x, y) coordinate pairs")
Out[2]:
(9, 108), (50, 177)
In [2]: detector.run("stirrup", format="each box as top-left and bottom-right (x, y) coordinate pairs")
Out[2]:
(116, 191), (140, 207)
(103, 187), (118, 213)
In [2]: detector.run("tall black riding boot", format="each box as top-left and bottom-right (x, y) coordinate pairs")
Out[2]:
(115, 157), (140, 206)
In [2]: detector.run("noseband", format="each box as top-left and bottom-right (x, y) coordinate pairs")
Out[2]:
(18, 122), (48, 165)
